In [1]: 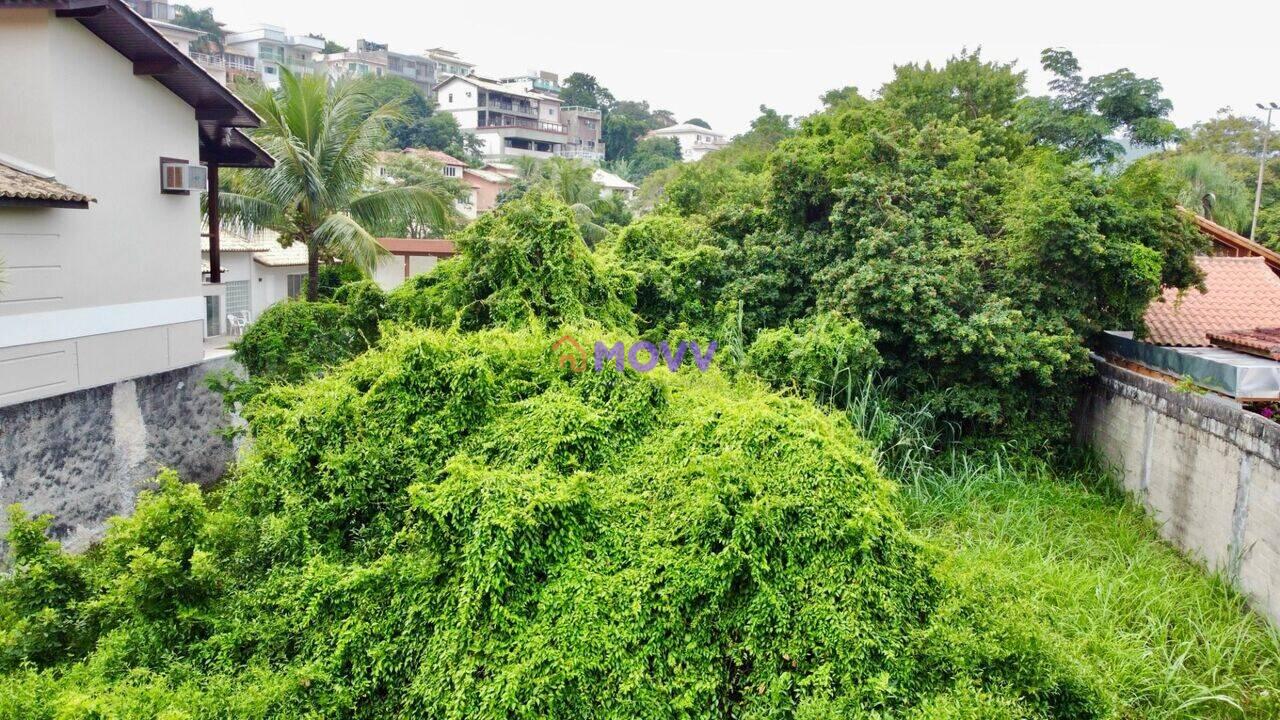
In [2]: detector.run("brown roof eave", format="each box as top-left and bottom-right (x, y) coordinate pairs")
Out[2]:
(17, 0), (260, 129)
(1179, 206), (1280, 274)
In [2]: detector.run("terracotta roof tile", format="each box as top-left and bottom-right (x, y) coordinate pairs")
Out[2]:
(1143, 257), (1280, 346)
(403, 148), (466, 167)
(0, 161), (92, 205)
(1207, 328), (1280, 360)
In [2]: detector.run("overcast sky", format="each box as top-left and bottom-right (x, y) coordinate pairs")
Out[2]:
(207, 0), (1278, 136)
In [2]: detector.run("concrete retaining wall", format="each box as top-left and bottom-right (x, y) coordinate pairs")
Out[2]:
(0, 356), (239, 552)
(1078, 358), (1280, 623)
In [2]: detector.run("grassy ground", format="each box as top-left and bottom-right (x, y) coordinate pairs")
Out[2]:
(898, 452), (1280, 719)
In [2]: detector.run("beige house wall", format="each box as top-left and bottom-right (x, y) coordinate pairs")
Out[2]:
(0, 11), (205, 408)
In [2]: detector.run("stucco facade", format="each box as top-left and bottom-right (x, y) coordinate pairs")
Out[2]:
(0, 9), (208, 407)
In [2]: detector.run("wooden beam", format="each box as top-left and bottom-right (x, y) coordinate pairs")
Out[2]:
(134, 57), (179, 76)
(207, 163), (221, 286)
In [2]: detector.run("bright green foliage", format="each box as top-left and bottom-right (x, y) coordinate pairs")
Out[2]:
(605, 214), (727, 340)
(653, 59), (1204, 438)
(1147, 152), (1254, 233)
(745, 313), (881, 406)
(493, 157), (629, 243)
(387, 190), (635, 332)
(0, 329), (1107, 718)
(1173, 110), (1280, 242)
(233, 293), (380, 385)
(880, 49), (1025, 128)
(0, 507), (88, 670)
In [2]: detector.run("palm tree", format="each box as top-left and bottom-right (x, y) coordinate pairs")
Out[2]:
(1161, 153), (1253, 232)
(537, 158), (612, 244)
(217, 69), (459, 300)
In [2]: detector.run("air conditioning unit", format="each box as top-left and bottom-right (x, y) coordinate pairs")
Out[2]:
(160, 160), (208, 194)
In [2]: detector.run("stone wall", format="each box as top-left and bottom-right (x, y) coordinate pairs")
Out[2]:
(0, 356), (240, 552)
(1077, 357), (1280, 623)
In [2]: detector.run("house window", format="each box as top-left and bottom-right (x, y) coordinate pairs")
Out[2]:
(287, 273), (305, 298)
(265, 65), (277, 75)
(204, 295), (221, 337)
(225, 280), (250, 319)
(448, 93), (453, 103)
(443, 166), (459, 177)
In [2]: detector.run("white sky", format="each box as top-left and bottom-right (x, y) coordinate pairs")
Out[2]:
(206, 0), (1280, 136)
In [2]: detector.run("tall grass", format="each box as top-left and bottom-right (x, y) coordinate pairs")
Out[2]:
(843, 375), (1280, 719)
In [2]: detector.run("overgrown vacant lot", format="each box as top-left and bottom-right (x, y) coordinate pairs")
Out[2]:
(900, 456), (1280, 719)
(0, 329), (1115, 719)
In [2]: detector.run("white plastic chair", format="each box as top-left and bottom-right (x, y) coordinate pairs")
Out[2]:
(226, 311), (250, 337)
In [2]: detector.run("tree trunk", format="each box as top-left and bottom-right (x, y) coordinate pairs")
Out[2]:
(306, 234), (319, 301)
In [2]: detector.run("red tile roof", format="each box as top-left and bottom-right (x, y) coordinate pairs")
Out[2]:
(1207, 328), (1280, 360)
(1181, 207), (1280, 276)
(1143, 256), (1280, 346)
(404, 149), (466, 167)
(377, 238), (456, 256)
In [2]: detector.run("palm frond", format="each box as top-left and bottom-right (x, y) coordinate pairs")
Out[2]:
(313, 212), (390, 274)
(349, 183), (463, 238)
(212, 191), (286, 238)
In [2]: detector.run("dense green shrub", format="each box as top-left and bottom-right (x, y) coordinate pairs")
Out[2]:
(310, 262), (365, 299)
(0, 328), (1105, 718)
(745, 312), (881, 405)
(233, 300), (363, 384)
(648, 55), (1204, 441)
(386, 189), (635, 332)
(604, 214), (727, 340)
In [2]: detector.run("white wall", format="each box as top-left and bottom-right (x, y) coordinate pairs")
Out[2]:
(373, 254), (440, 292)
(1080, 360), (1280, 625)
(0, 11), (205, 406)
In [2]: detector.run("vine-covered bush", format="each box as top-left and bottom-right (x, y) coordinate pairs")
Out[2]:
(745, 312), (881, 405)
(0, 328), (1106, 718)
(386, 189), (636, 332)
(604, 214), (728, 341)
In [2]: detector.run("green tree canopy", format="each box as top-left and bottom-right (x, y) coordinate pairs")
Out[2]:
(218, 70), (461, 300)
(559, 71), (615, 109)
(172, 4), (223, 53)
(1016, 48), (1181, 164)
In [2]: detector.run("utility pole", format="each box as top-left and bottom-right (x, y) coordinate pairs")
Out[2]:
(1252, 102), (1278, 241)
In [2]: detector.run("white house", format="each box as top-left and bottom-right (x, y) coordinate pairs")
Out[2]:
(592, 168), (637, 201)
(0, 0), (271, 408)
(435, 75), (566, 160)
(646, 123), (729, 162)
(200, 230), (313, 332)
(223, 24), (324, 89)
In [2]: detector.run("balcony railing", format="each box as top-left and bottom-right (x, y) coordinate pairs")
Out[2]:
(478, 117), (566, 134)
(226, 55), (256, 71)
(190, 51), (225, 67)
(557, 148), (605, 161)
(479, 98), (538, 116)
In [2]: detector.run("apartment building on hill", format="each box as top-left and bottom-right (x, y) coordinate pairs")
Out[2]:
(223, 24), (325, 88)
(435, 74), (567, 160)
